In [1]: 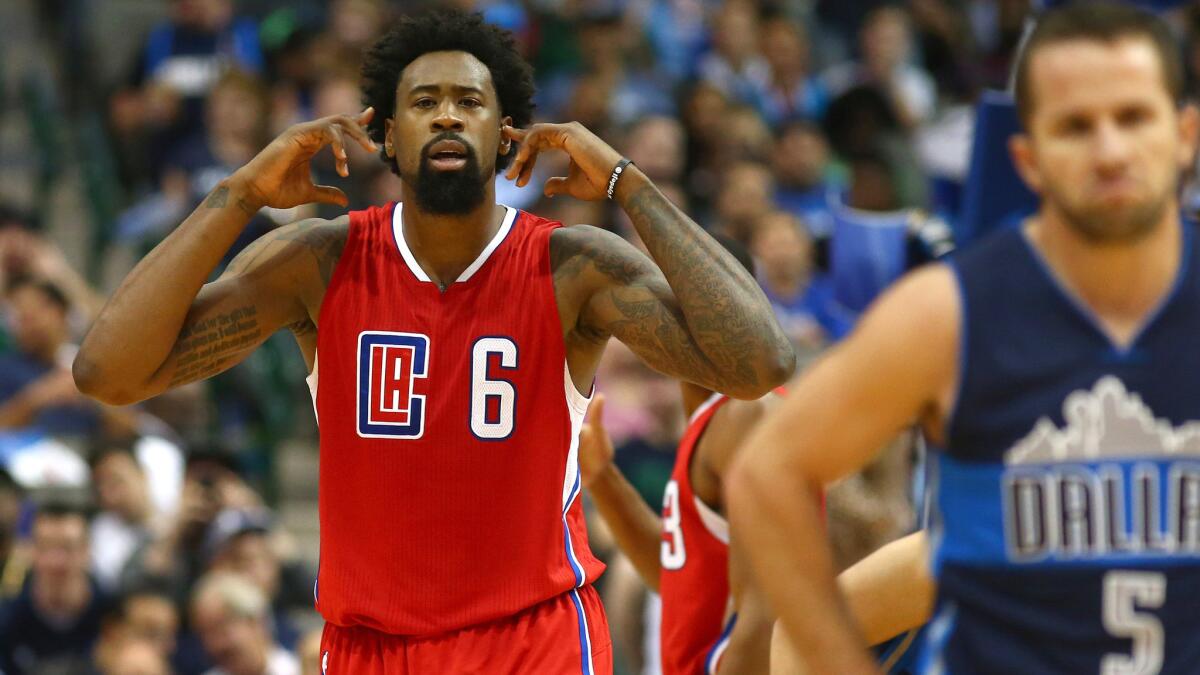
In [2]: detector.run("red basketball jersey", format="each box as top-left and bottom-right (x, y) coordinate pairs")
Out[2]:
(310, 202), (604, 636)
(658, 393), (734, 675)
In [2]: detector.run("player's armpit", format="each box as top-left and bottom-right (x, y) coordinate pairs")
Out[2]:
(551, 225), (782, 398)
(838, 531), (933, 646)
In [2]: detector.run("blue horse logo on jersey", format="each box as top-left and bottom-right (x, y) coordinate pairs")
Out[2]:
(1002, 376), (1200, 563)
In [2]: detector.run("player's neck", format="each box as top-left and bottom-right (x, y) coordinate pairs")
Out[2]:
(679, 382), (715, 418)
(399, 191), (507, 290)
(1026, 206), (1182, 347)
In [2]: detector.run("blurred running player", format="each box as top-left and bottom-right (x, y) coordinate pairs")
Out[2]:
(730, 3), (1200, 673)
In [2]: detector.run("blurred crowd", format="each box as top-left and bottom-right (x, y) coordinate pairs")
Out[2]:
(1, 0), (1198, 673)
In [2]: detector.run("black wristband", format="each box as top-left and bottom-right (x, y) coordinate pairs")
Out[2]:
(606, 158), (634, 200)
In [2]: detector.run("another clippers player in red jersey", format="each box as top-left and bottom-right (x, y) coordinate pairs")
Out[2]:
(577, 239), (782, 675)
(73, 10), (793, 675)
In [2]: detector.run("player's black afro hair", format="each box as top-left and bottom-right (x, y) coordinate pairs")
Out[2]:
(360, 9), (535, 175)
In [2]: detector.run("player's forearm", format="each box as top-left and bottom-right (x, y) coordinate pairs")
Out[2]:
(716, 620), (773, 675)
(0, 391), (38, 429)
(728, 461), (878, 674)
(587, 463), (663, 590)
(74, 179), (260, 404)
(613, 170), (794, 398)
(839, 531), (933, 646)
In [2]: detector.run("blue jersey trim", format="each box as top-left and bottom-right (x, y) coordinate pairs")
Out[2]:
(704, 612), (738, 674)
(562, 472), (586, 587)
(569, 588), (596, 675)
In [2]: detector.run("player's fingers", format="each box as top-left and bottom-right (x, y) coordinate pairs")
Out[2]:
(589, 394), (605, 425)
(543, 176), (569, 198)
(337, 114), (378, 153)
(358, 106), (375, 125)
(309, 184), (349, 207)
(517, 148), (539, 188)
(501, 124), (526, 142)
(505, 140), (538, 182)
(326, 126), (349, 177)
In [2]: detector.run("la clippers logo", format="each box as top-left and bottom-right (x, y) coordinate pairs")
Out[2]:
(357, 331), (429, 439)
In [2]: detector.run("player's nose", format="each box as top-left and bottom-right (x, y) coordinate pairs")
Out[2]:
(431, 102), (465, 133)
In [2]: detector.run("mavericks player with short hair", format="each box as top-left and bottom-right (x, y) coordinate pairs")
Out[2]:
(730, 3), (1200, 673)
(74, 10), (793, 674)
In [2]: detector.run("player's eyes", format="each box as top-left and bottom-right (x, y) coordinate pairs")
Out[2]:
(414, 98), (436, 109)
(1116, 108), (1149, 127)
(460, 98), (481, 108)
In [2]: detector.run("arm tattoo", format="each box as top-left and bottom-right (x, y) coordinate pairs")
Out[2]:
(556, 183), (793, 394)
(552, 226), (740, 386)
(224, 218), (347, 287)
(169, 305), (262, 386)
(203, 186), (258, 216)
(167, 218), (346, 386)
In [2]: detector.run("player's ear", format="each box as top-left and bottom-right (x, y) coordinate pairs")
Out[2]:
(1176, 103), (1199, 172)
(499, 116), (514, 156)
(385, 118), (396, 157)
(1009, 133), (1043, 195)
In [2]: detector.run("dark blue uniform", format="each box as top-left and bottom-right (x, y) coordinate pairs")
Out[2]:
(924, 223), (1200, 674)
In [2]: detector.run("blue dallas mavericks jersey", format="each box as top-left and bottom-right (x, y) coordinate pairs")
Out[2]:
(925, 223), (1200, 674)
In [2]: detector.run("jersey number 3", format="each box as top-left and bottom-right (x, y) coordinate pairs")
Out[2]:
(357, 332), (518, 440)
(662, 480), (687, 569)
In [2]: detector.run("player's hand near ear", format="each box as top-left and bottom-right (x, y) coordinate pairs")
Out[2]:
(502, 122), (624, 200)
(235, 107), (378, 209)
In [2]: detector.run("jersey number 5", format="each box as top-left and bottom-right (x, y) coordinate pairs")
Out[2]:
(1101, 570), (1165, 675)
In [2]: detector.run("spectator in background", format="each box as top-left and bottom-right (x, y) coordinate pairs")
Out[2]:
(622, 115), (687, 186)
(541, 10), (675, 132)
(0, 502), (112, 674)
(680, 81), (730, 205)
(191, 572), (300, 675)
(123, 447), (261, 609)
(102, 639), (171, 675)
(0, 468), (24, 600)
(711, 160), (775, 243)
(0, 278), (133, 437)
(117, 69), (280, 264)
(0, 215), (105, 323)
(823, 5), (937, 129)
(205, 508), (306, 650)
(697, 0), (771, 111)
(772, 119), (839, 237)
(109, 0), (264, 186)
(759, 15), (828, 125)
(94, 586), (180, 672)
(296, 629), (323, 675)
(90, 443), (157, 593)
(750, 211), (831, 357)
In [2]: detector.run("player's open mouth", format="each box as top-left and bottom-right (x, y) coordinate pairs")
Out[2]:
(427, 140), (469, 171)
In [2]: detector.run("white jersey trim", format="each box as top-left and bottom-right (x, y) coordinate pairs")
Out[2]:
(306, 352), (319, 423)
(688, 392), (726, 425)
(391, 202), (518, 284)
(562, 361), (594, 510)
(693, 493), (730, 545)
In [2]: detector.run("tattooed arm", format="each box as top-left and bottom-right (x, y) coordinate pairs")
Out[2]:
(74, 109), (374, 405)
(509, 122), (794, 397)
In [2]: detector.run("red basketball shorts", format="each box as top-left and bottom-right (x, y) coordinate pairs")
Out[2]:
(318, 585), (612, 674)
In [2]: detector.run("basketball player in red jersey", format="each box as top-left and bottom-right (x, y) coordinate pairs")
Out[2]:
(576, 239), (779, 675)
(72, 10), (793, 675)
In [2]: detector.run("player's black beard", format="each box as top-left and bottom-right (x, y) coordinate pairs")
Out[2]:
(412, 137), (487, 215)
